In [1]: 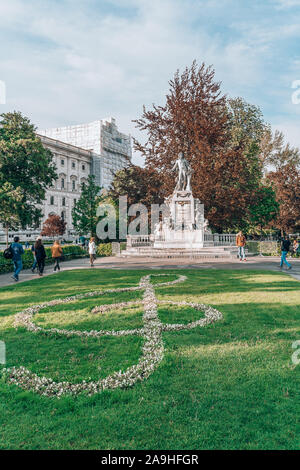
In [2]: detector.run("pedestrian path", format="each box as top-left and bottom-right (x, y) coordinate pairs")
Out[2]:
(0, 255), (299, 288)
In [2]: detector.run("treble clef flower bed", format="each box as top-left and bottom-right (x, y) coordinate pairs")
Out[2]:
(1, 274), (223, 397)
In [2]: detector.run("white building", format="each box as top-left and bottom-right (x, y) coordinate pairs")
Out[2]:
(39, 117), (132, 188)
(39, 134), (93, 237)
(0, 118), (132, 242)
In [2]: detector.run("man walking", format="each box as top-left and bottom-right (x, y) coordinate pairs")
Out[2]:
(236, 231), (247, 261)
(280, 235), (292, 270)
(11, 236), (24, 282)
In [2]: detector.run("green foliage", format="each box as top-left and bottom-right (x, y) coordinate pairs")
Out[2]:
(0, 245), (87, 274)
(249, 185), (279, 232)
(246, 241), (280, 256)
(72, 175), (102, 237)
(97, 243), (113, 257)
(0, 112), (57, 228)
(228, 97), (266, 150)
(0, 182), (23, 244)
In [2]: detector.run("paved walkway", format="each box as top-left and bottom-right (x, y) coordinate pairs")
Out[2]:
(1, 255), (300, 287)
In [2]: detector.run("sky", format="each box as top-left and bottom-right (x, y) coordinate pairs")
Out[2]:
(1, 0), (300, 165)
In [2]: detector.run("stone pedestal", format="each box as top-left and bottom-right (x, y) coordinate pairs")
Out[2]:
(153, 190), (204, 249)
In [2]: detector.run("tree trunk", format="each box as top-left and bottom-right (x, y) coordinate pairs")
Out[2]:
(5, 224), (9, 248)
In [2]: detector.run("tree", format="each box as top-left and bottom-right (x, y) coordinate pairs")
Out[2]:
(0, 182), (23, 246)
(109, 165), (165, 236)
(41, 215), (66, 238)
(72, 175), (102, 237)
(260, 127), (300, 171)
(248, 185), (279, 235)
(267, 164), (300, 235)
(227, 97), (266, 151)
(109, 165), (164, 207)
(0, 111), (57, 229)
(133, 62), (264, 232)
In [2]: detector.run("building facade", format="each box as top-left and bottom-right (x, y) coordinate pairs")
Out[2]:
(39, 134), (93, 237)
(39, 117), (132, 189)
(0, 118), (132, 242)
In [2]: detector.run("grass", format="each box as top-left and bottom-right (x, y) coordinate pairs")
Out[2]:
(0, 268), (299, 450)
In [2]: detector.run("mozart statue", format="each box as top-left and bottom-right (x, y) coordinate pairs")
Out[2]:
(172, 152), (193, 191)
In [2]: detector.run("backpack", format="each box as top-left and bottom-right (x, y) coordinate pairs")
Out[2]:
(3, 245), (13, 260)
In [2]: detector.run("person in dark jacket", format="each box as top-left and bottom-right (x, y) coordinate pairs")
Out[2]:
(280, 236), (292, 270)
(34, 237), (46, 276)
(11, 236), (24, 282)
(31, 242), (38, 272)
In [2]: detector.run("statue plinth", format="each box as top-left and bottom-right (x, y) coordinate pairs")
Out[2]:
(153, 190), (205, 249)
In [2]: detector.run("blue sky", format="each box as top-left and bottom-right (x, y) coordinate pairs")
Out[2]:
(1, 0), (300, 164)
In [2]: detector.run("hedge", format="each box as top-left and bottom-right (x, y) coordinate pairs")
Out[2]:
(96, 242), (127, 257)
(246, 240), (295, 256)
(0, 245), (87, 274)
(97, 243), (113, 257)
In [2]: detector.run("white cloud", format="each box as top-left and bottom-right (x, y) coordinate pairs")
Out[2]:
(1, 0), (299, 163)
(274, 0), (300, 9)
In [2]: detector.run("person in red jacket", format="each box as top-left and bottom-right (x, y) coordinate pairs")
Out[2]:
(236, 231), (247, 261)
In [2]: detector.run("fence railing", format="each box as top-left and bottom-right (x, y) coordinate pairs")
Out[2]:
(204, 233), (237, 246)
(127, 235), (154, 247)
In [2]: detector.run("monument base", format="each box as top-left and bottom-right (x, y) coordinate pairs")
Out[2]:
(153, 189), (205, 249)
(153, 228), (204, 249)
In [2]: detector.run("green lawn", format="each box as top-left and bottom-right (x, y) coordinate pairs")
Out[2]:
(0, 268), (299, 450)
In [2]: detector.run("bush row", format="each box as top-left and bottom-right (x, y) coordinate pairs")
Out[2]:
(0, 245), (87, 274)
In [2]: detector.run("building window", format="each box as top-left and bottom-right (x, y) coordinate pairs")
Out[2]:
(61, 211), (65, 221)
(61, 159), (65, 166)
(82, 164), (85, 171)
(72, 180), (76, 191)
(62, 197), (66, 206)
(72, 162), (75, 169)
(74, 198), (77, 206)
(50, 196), (54, 205)
(61, 178), (65, 189)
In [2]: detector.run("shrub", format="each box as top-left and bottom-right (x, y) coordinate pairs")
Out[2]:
(0, 245), (87, 274)
(97, 243), (112, 257)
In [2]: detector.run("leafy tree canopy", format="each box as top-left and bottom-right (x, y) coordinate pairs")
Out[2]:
(0, 111), (57, 228)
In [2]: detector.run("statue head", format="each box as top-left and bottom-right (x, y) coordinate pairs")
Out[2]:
(178, 151), (184, 159)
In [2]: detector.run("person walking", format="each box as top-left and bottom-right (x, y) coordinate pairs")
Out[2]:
(236, 231), (247, 261)
(33, 237), (46, 276)
(88, 237), (97, 267)
(51, 240), (63, 272)
(280, 235), (292, 270)
(292, 238), (299, 257)
(31, 241), (38, 272)
(11, 236), (24, 282)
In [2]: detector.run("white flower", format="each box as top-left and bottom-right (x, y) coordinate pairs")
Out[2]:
(2, 274), (223, 397)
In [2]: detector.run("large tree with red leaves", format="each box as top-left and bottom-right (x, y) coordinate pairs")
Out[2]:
(133, 61), (264, 232)
(267, 164), (300, 235)
(41, 214), (67, 238)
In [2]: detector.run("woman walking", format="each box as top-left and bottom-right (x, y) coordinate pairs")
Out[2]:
(236, 231), (247, 261)
(34, 237), (46, 276)
(88, 237), (97, 267)
(51, 240), (63, 272)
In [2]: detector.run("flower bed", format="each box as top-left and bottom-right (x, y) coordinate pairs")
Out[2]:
(2, 274), (223, 397)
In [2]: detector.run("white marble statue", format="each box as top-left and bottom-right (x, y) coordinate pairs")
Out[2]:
(172, 152), (193, 191)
